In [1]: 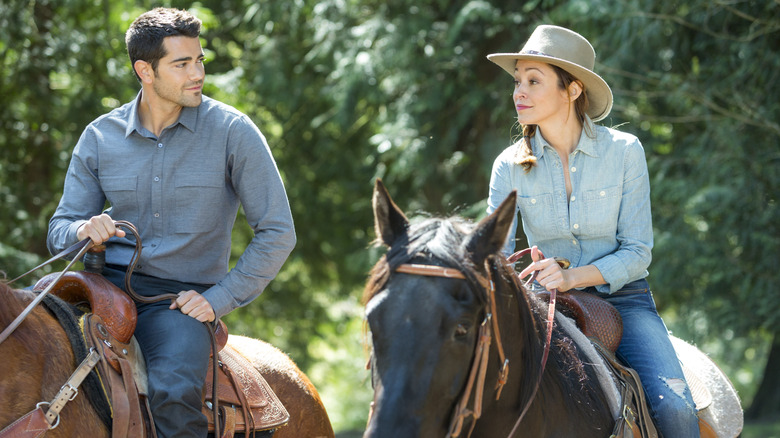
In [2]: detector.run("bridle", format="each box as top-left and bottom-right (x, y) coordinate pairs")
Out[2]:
(393, 248), (557, 438)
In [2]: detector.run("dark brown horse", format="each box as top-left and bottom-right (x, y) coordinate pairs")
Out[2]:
(362, 180), (615, 437)
(0, 281), (334, 438)
(362, 179), (742, 438)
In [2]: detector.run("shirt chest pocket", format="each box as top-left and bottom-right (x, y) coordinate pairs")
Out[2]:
(582, 186), (621, 237)
(517, 193), (558, 240)
(101, 176), (138, 212)
(174, 172), (224, 234)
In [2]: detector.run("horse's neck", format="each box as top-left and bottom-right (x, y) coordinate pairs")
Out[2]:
(483, 276), (614, 437)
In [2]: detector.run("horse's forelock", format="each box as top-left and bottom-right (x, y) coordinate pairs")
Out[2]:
(363, 216), (484, 306)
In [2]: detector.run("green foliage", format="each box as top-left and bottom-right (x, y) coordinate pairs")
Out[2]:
(1, 0), (777, 431)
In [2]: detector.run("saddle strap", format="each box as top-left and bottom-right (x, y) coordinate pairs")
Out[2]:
(0, 349), (101, 438)
(0, 407), (49, 438)
(84, 314), (147, 438)
(596, 345), (659, 438)
(217, 406), (237, 438)
(221, 358), (256, 433)
(109, 354), (145, 438)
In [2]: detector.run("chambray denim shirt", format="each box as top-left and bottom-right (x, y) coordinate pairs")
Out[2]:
(487, 118), (653, 293)
(48, 92), (296, 319)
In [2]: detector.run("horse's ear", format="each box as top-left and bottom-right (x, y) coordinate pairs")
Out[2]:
(463, 191), (517, 265)
(373, 178), (409, 247)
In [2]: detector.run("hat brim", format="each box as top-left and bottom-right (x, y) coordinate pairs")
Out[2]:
(487, 52), (613, 122)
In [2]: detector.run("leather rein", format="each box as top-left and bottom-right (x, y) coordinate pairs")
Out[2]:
(394, 248), (556, 438)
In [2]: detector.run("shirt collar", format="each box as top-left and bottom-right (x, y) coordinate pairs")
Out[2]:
(532, 116), (599, 159)
(124, 90), (200, 138)
(125, 91), (145, 138)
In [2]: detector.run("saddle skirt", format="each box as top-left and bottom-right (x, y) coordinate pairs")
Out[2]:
(35, 271), (290, 438)
(204, 344), (290, 436)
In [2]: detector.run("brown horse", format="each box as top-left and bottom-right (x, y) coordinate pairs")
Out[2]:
(0, 281), (334, 438)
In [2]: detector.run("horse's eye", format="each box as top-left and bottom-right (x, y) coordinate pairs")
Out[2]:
(454, 323), (469, 338)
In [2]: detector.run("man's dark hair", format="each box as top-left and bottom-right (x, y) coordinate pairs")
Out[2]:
(125, 8), (202, 82)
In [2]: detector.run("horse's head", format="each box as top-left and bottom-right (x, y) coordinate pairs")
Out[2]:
(363, 179), (517, 438)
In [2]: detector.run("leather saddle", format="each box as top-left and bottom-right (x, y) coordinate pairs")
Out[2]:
(535, 290), (623, 353)
(34, 271), (289, 438)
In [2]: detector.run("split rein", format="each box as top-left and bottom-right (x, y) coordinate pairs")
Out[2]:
(394, 248), (557, 438)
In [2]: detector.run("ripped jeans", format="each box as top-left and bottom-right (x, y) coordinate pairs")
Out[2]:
(591, 279), (700, 438)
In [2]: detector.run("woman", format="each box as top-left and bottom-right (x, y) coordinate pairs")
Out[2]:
(486, 25), (700, 437)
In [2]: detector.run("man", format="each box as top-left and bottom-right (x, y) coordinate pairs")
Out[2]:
(47, 8), (296, 437)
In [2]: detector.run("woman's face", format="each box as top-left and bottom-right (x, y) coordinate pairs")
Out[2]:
(512, 60), (573, 128)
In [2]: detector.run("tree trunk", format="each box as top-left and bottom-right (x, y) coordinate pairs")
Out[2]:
(745, 332), (780, 420)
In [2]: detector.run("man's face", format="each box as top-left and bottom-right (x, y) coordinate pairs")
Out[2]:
(151, 36), (205, 108)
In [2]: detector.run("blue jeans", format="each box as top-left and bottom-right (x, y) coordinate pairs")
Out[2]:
(591, 279), (700, 438)
(103, 265), (212, 438)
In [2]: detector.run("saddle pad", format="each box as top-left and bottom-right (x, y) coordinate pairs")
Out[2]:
(671, 336), (743, 437)
(203, 344), (289, 432)
(682, 363), (712, 410)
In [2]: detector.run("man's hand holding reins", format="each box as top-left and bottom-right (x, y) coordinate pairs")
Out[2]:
(170, 290), (216, 322)
(76, 213), (126, 244)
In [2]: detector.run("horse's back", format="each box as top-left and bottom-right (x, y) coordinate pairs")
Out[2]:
(671, 336), (743, 438)
(226, 335), (335, 438)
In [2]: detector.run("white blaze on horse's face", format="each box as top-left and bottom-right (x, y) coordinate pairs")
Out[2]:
(365, 268), (482, 438)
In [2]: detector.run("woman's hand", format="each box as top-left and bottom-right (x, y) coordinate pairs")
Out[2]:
(518, 246), (574, 292)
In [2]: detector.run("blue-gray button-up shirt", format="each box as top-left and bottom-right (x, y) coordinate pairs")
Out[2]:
(487, 119), (653, 293)
(48, 92), (296, 318)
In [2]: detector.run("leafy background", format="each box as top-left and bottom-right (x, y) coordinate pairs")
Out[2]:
(1, 0), (778, 435)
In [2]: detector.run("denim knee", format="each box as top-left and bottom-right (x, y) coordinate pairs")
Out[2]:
(649, 379), (699, 438)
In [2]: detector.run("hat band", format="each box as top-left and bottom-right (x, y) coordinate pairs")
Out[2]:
(521, 49), (551, 57)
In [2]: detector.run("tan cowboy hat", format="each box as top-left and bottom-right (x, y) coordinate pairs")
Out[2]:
(487, 25), (613, 122)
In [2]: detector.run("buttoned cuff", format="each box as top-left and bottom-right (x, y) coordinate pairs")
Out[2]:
(202, 284), (235, 321)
